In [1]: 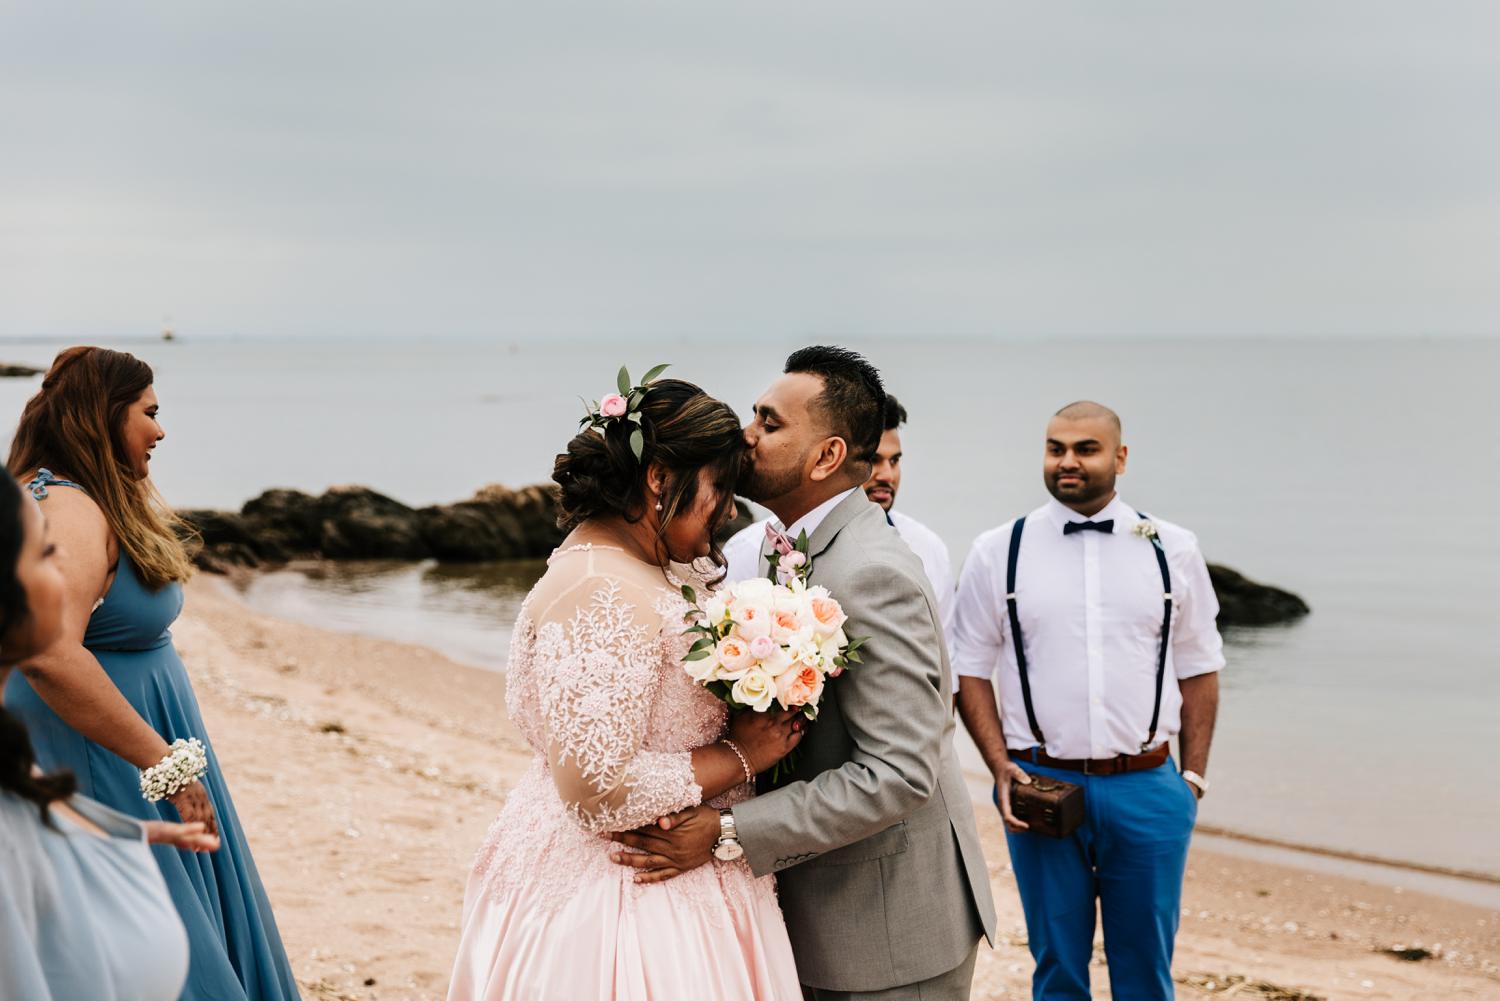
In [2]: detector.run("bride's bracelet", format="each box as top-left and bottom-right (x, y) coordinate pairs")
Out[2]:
(721, 739), (754, 786)
(139, 738), (208, 802)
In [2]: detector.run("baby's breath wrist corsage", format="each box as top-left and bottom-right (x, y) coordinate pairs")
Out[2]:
(139, 738), (208, 802)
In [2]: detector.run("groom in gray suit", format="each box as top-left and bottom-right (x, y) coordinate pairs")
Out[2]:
(611, 346), (996, 1000)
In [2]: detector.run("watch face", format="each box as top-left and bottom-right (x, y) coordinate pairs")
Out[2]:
(713, 840), (744, 862)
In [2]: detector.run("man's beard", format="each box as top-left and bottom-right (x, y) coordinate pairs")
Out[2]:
(1045, 470), (1115, 507)
(738, 456), (803, 504)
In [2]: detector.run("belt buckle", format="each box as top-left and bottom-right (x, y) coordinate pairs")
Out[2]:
(1081, 757), (1093, 776)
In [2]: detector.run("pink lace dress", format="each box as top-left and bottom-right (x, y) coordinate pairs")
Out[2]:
(447, 545), (801, 1001)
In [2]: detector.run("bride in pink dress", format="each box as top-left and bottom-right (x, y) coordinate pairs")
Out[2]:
(448, 377), (804, 1001)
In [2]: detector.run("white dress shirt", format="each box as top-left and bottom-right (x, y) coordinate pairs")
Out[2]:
(950, 495), (1225, 759)
(889, 509), (955, 641)
(722, 488), (860, 585)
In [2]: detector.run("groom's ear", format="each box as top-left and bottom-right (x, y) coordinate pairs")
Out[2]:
(808, 436), (849, 483)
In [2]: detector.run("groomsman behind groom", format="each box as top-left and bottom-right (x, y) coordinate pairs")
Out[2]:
(862, 395), (955, 645)
(952, 401), (1223, 1001)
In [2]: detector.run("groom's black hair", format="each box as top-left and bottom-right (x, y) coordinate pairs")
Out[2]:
(784, 346), (887, 468)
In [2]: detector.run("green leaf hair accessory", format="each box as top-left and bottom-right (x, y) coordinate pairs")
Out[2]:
(578, 363), (671, 461)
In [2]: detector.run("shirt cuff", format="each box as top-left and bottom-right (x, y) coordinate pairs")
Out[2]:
(1173, 656), (1225, 680)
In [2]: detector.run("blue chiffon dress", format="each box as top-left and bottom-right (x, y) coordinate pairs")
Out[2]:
(5, 470), (301, 1001)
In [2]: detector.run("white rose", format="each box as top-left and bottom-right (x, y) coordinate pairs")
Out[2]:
(759, 644), (793, 678)
(685, 649), (720, 683)
(733, 578), (774, 603)
(702, 593), (730, 625)
(788, 639), (823, 668)
(731, 668), (777, 712)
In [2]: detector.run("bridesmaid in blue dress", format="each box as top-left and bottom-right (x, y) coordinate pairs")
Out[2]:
(5, 346), (300, 1001)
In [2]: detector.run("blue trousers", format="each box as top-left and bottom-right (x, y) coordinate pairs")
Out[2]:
(998, 754), (1197, 1001)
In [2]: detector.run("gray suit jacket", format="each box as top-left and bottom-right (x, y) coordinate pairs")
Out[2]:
(731, 490), (997, 992)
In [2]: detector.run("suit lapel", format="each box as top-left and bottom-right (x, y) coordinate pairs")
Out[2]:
(807, 489), (872, 565)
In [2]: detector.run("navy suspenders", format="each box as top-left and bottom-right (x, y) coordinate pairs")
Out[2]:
(1005, 517), (1045, 746)
(1139, 513), (1173, 751)
(1005, 512), (1174, 754)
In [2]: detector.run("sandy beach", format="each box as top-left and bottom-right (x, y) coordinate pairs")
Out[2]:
(173, 575), (1500, 1001)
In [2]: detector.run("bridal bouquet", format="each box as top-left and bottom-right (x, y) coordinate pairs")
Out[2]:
(680, 574), (866, 781)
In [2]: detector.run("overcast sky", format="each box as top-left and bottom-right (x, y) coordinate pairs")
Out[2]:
(2, 2), (1496, 341)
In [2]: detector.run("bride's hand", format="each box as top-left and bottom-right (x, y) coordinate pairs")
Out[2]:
(728, 709), (805, 774)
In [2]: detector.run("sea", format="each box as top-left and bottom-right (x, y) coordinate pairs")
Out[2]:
(2, 334), (1496, 899)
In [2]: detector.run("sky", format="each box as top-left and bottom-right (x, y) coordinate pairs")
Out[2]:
(2, 2), (1497, 342)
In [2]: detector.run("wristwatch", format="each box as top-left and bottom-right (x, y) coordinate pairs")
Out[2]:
(712, 809), (744, 862)
(1181, 770), (1209, 797)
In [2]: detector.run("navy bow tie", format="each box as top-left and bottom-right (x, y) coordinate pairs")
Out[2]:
(1063, 519), (1114, 536)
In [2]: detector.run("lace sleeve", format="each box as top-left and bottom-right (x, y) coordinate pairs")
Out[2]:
(535, 577), (703, 833)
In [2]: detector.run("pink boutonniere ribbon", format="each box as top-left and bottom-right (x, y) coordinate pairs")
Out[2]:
(764, 522), (796, 557)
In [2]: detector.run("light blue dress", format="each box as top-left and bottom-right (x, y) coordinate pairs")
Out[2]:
(0, 789), (189, 1001)
(5, 470), (301, 1001)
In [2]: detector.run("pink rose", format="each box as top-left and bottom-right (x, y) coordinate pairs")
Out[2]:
(748, 635), (778, 661)
(599, 393), (628, 418)
(775, 664), (825, 710)
(784, 551), (807, 570)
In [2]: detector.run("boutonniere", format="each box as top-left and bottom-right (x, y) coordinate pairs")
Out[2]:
(765, 524), (812, 585)
(1132, 519), (1160, 543)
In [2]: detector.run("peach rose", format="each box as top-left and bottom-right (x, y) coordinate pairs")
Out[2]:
(771, 606), (806, 642)
(715, 636), (754, 678)
(733, 602), (772, 641)
(775, 664), (826, 710)
(808, 596), (847, 639)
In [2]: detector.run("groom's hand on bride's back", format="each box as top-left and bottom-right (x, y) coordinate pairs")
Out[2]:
(609, 805), (719, 884)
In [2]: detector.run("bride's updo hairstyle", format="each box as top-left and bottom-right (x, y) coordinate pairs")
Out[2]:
(553, 378), (744, 564)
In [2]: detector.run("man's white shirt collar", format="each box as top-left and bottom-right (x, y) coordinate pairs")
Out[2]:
(773, 487), (860, 543)
(1043, 493), (1136, 533)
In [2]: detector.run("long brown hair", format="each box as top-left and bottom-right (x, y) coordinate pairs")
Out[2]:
(0, 473), (78, 821)
(7, 347), (196, 590)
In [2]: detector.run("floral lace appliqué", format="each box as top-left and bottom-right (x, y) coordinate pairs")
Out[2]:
(473, 564), (777, 920)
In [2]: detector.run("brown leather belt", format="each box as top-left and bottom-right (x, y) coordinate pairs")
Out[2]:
(1014, 742), (1171, 776)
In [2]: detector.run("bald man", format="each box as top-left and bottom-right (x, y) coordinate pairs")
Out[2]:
(951, 402), (1224, 1001)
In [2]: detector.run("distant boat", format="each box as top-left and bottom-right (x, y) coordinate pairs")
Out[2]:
(162, 324), (176, 342)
